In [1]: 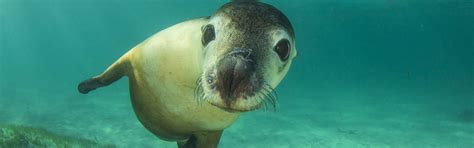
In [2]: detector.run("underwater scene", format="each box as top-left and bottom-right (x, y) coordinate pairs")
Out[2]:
(1, 0), (473, 147)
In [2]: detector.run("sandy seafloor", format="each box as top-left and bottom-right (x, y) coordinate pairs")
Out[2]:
(0, 80), (473, 147)
(1, 0), (473, 147)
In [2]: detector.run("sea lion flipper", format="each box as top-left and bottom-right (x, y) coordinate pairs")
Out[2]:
(177, 131), (223, 148)
(78, 52), (132, 94)
(78, 78), (102, 94)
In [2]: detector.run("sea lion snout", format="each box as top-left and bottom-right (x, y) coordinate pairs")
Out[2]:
(215, 48), (257, 100)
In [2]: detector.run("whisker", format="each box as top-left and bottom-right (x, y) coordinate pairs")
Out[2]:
(261, 88), (273, 111)
(268, 85), (279, 107)
(194, 74), (206, 105)
(265, 87), (276, 106)
(194, 78), (199, 99)
(261, 82), (278, 112)
(264, 97), (271, 112)
(198, 90), (205, 105)
(252, 91), (263, 111)
(250, 94), (259, 111)
(259, 92), (269, 111)
(265, 83), (278, 105)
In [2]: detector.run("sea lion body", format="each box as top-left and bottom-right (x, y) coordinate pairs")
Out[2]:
(78, 1), (296, 147)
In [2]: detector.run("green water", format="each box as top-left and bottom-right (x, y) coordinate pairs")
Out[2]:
(1, 0), (473, 147)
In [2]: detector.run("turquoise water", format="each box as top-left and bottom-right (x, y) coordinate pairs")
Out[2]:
(1, 0), (473, 147)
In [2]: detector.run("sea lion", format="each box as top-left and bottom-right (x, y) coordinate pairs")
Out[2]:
(77, 0), (297, 147)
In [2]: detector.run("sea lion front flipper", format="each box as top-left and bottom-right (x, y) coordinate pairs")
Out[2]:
(177, 130), (223, 148)
(78, 51), (132, 94)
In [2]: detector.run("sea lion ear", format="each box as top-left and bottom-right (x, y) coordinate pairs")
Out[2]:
(231, 0), (259, 2)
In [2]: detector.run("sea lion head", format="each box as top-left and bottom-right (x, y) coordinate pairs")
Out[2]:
(196, 0), (297, 112)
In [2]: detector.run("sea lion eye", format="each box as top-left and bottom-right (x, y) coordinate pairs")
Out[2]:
(274, 39), (291, 61)
(202, 25), (215, 46)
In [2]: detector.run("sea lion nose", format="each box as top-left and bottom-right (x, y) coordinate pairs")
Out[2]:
(216, 48), (255, 100)
(227, 48), (252, 58)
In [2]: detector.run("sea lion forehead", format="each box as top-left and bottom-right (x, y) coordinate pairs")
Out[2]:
(213, 1), (295, 38)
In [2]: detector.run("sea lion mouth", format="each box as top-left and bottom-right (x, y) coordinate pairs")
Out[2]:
(195, 79), (277, 112)
(194, 49), (278, 112)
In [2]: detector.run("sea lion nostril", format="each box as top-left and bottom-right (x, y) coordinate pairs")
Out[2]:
(227, 48), (253, 59)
